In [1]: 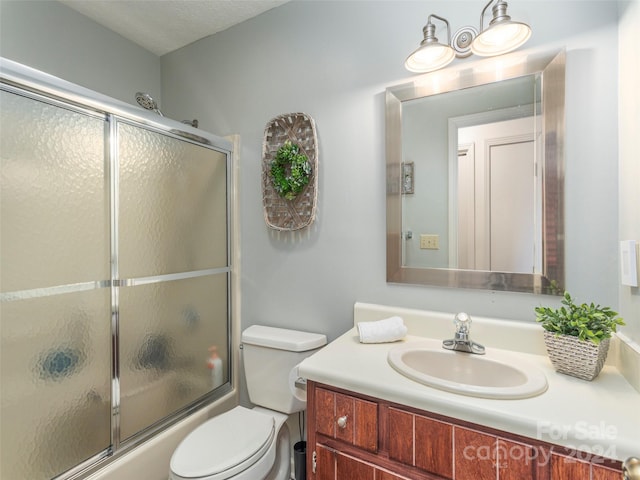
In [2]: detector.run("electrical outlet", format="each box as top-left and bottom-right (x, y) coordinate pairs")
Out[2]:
(420, 234), (439, 249)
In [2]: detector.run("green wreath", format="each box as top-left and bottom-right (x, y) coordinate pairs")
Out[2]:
(270, 140), (311, 200)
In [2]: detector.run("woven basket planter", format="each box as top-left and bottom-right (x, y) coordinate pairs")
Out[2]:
(262, 112), (318, 231)
(543, 331), (610, 381)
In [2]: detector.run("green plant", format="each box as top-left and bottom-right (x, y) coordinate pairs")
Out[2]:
(270, 140), (311, 200)
(535, 292), (625, 344)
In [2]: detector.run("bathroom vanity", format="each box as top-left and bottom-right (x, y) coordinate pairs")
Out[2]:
(306, 382), (621, 479)
(299, 304), (640, 480)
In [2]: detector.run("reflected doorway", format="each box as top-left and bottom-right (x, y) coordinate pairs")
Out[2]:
(451, 115), (542, 274)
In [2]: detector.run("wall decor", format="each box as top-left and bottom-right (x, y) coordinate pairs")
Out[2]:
(262, 112), (318, 231)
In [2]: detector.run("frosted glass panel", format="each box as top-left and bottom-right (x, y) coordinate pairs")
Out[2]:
(1, 78), (231, 479)
(118, 274), (228, 441)
(0, 289), (111, 480)
(0, 90), (108, 292)
(118, 123), (228, 278)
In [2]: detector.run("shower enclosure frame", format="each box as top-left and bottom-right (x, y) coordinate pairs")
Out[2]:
(0, 58), (235, 480)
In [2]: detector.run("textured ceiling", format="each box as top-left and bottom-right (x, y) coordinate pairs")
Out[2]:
(59, 0), (290, 56)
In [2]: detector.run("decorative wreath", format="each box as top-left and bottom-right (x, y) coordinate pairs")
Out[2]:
(270, 140), (312, 200)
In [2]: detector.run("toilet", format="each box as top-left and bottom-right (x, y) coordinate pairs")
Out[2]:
(169, 325), (327, 480)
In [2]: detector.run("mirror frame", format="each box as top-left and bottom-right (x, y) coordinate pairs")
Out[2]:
(386, 49), (565, 295)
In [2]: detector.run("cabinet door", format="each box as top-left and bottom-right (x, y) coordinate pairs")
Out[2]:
(454, 428), (540, 480)
(592, 464), (623, 480)
(315, 444), (335, 480)
(416, 414), (453, 478)
(550, 453), (590, 479)
(377, 470), (411, 480)
(454, 427), (497, 480)
(336, 452), (375, 479)
(388, 407), (454, 479)
(551, 454), (623, 480)
(496, 439), (537, 480)
(354, 396), (378, 452)
(388, 408), (414, 466)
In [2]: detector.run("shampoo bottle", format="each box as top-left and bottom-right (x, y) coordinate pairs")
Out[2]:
(207, 346), (223, 389)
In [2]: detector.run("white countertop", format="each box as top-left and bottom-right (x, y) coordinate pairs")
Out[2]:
(298, 304), (640, 462)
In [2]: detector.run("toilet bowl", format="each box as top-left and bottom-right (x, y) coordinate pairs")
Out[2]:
(169, 406), (289, 480)
(169, 326), (326, 480)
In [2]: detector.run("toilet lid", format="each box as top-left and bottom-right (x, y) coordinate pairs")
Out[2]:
(170, 406), (275, 479)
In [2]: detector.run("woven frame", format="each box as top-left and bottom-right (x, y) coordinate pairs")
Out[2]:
(262, 112), (318, 231)
(543, 331), (610, 381)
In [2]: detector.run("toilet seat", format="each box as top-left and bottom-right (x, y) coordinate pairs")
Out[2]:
(170, 406), (276, 480)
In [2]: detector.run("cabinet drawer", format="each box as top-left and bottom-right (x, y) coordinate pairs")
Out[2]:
(315, 387), (378, 452)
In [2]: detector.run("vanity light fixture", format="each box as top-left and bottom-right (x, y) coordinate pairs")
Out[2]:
(404, 14), (456, 73)
(405, 0), (531, 73)
(471, 0), (532, 56)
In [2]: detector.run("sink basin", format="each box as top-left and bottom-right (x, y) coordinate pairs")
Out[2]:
(387, 340), (547, 399)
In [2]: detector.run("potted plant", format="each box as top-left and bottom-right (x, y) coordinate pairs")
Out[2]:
(535, 292), (625, 381)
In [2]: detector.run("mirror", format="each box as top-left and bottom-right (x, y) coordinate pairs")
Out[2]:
(386, 49), (565, 294)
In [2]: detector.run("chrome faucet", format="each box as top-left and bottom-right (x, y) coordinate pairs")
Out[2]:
(442, 312), (485, 355)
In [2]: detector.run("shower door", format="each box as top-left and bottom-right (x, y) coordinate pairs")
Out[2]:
(1, 74), (231, 480)
(115, 121), (230, 442)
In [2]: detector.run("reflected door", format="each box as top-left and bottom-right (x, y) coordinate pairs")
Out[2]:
(457, 117), (538, 273)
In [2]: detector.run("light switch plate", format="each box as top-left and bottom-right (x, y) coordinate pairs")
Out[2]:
(420, 234), (439, 250)
(620, 240), (638, 287)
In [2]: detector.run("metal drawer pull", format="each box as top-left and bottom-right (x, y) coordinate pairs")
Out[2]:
(337, 415), (348, 429)
(624, 457), (640, 480)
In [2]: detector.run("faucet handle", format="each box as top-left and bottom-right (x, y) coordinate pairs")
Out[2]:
(454, 312), (471, 332)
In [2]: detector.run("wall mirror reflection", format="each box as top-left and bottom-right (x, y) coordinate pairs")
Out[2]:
(386, 49), (565, 294)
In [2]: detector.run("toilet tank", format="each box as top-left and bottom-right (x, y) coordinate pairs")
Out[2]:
(242, 325), (327, 414)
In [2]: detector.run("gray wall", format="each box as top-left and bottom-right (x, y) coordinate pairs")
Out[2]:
(161, 1), (630, 342)
(0, 0), (161, 105)
(0, 0), (635, 344)
(618, 0), (640, 344)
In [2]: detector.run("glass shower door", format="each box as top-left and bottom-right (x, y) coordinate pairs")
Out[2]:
(0, 89), (112, 479)
(116, 122), (230, 442)
(1, 83), (232, 479)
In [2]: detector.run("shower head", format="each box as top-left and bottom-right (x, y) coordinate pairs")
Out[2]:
(135, 92), (164, 116)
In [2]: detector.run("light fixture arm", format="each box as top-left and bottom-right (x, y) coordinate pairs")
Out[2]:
(425, 14), (452, 46)
(480, 0), (501, 31)
(479, 0), (494, 31)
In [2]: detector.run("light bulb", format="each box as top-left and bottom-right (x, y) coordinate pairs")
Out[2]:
(405, 44), (455, 73)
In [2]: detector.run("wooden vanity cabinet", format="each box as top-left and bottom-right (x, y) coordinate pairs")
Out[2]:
(307, 381), (623, 480)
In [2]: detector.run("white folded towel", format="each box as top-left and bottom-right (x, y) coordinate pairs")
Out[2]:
(357, 316), (407, 344)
